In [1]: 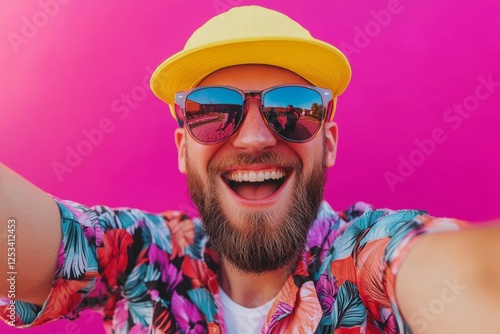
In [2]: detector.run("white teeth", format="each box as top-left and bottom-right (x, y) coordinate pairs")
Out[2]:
(249, 172), (257, 182)
(228, 169), (286, 182)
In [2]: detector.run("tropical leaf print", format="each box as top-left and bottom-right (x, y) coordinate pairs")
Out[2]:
(331, 281), (366, 329)
(187, 288), (216, 322)
(60, 216), (91, 279)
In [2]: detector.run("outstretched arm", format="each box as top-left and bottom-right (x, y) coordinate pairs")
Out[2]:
(0, 163), (61, 306)
(396, 225), (500, 333)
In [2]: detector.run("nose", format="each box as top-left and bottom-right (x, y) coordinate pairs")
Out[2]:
(230, 98), (277, 153)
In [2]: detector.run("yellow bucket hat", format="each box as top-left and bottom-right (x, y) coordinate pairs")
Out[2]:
(150, 5), (351, 120)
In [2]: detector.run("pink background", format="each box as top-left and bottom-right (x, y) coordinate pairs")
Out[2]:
(1, 0), (499, 332)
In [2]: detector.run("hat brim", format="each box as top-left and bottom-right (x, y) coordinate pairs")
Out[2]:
(151, 37), (351, 119)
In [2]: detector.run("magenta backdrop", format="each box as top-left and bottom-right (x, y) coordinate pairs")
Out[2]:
(1, 0), (499, 332)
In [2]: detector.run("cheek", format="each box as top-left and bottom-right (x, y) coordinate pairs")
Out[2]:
(185, 138), (220, 174)
(290, 142), (323, 174)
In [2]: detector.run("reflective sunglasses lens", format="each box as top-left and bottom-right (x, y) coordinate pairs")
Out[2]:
(185, 88), (243, 143)
(262, 87), (325, 142)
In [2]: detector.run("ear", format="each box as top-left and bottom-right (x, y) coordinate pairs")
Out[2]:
(324, 122), (338, 168)
(174, 128), (187, 174)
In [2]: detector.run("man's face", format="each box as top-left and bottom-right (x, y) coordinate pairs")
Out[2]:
(175, 65), (338, 273)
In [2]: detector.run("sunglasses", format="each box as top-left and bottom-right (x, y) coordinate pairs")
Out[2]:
(174, 84), (334, 144)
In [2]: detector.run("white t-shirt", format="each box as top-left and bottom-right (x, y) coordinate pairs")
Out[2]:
(219, 288), (276, 334)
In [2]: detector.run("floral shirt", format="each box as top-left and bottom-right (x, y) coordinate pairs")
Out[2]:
(0, 199), (465, 333)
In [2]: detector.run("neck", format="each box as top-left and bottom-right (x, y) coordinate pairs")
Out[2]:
(218, 260), (293, 308)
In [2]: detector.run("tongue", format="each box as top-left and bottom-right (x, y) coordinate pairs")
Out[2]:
(233, 183), (279, 200)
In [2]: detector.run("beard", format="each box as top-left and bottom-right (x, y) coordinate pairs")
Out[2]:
(186, 143), (327, 274)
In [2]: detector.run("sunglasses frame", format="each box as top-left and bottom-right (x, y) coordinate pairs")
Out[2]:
(174, 84), (334, 145)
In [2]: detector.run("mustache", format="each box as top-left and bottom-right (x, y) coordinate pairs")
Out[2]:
(208, 151), (302, 174)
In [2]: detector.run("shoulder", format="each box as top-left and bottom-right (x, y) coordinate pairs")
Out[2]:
(306, 201), (431, 277)
(54, 198), (207, 258)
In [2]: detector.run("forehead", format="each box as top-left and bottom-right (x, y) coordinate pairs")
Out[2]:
(196, 64), (310, 90)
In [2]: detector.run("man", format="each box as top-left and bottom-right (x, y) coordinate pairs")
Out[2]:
(0, 5), (499, 334)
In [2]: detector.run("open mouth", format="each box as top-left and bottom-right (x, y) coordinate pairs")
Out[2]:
(223, 169), (289, 200)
